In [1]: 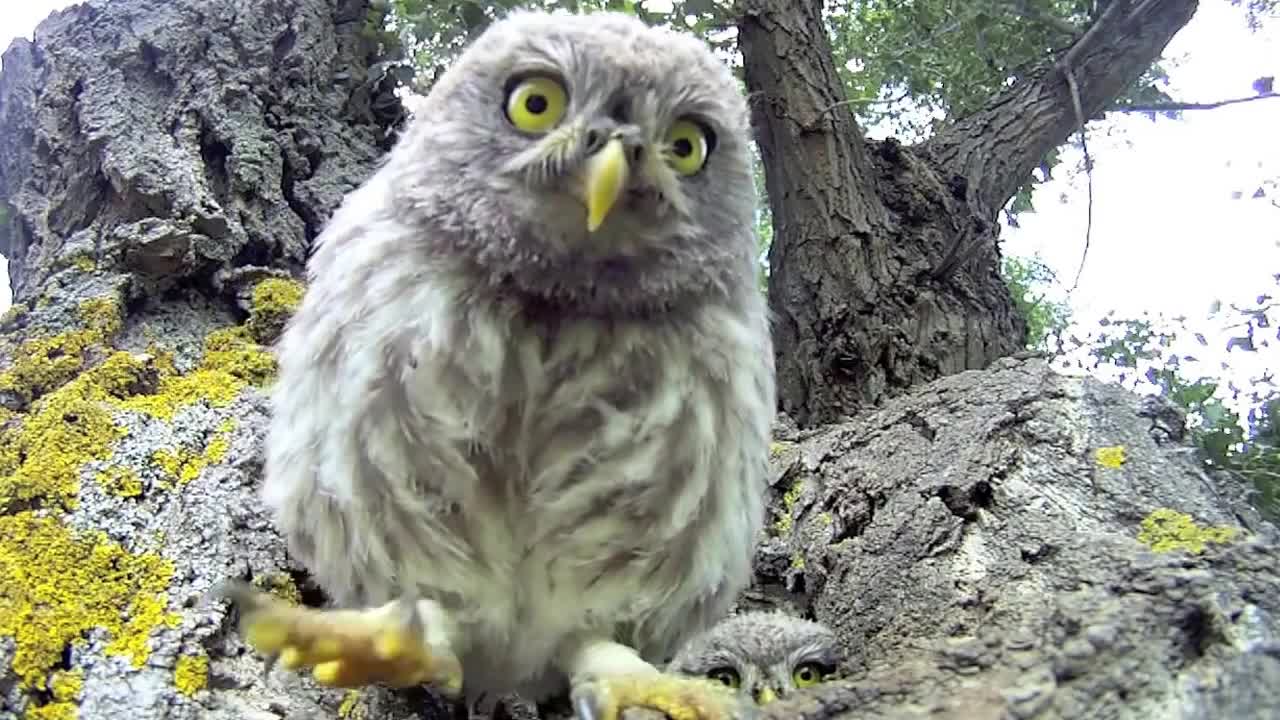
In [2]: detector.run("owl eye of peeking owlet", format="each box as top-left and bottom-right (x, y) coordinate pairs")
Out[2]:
(668, 611), (844, 706)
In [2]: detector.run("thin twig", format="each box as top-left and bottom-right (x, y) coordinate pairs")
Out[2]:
(1061, 65), (1094, 294)
(1109, 92), (1279, 114)
(1053, 0), (1133, 293)
(817, 88), (912, 119)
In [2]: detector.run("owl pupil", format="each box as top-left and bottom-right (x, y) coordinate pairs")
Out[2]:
(525, 94), (548, 114)
(673, 138), (694, 157)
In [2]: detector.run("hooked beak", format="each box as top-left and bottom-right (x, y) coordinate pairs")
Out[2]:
(754, 687), (777, 705)
(578, 136), (630, 232)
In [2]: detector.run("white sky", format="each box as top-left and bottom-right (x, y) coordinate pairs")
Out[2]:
(2, 0), (1277, 415)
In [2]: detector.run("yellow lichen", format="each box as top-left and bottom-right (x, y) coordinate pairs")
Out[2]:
(173, 654), (209, 697)
(769, 441), (791, 457)
(96, 466), (143, 498)
(1, 303), (28, 330)
(75, 297), (124, 338)
(0, 333), (97, 407)
(202, 326), (277, 386)
(21, 668), (84, 720)
(1095, 445), (1126, 469)
(246, 276), (305, 344)
(113, 328), (274, 419)
(23, 702), (77, 720)
(772, 479), (804, 534)
(338, 690), (366, 719)
(0, 512), (176, 688)
(0, 297), (122, 407)
(49, 669), (84, 702)
(0, 364), (129, 512)
(151, 422), (234, 488)
(1137, 508), (1239, 554)
(790, 551), (806, 569)
(71, 256), (96, 273)
(252, 570), (303, 605)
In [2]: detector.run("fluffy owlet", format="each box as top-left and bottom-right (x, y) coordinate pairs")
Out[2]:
(223, 9), (775, 720)
(667, 612), (844, 706)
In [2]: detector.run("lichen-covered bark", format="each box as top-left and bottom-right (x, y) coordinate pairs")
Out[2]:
(744, 358), (1280, 719)
(0, 0), (416, 718)
(739, 0), (1198, 429)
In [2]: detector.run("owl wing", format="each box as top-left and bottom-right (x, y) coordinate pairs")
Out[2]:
(260, 172), (488, 606)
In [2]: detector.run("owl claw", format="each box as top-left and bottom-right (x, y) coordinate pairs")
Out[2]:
(216, 580), (463, 695)
(570, 672), (745, 720)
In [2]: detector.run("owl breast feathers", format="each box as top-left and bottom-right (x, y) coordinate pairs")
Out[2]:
(259, 9), (775, 703)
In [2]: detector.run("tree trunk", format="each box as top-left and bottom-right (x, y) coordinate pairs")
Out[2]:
(739, 0), (1197, 428)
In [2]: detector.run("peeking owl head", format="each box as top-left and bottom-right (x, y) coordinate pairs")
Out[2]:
(383, 11), (759, 316)
(667, 611), (844, 706)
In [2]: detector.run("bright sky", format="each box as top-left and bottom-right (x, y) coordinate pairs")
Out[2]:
(2, 0), (1277, 415)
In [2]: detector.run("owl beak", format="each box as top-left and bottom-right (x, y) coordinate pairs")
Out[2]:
(754, 687), (777, 705)
(580, 136), (629, 232)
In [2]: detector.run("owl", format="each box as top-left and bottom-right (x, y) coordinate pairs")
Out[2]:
(222, 8), (775, 720)
(667, 612), (844, 706)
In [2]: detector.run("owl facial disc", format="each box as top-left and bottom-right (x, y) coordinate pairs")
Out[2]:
(581, 136), (630, 232)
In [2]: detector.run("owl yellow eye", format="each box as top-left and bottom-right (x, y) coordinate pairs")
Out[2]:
(505, 76), (567, 133)
(792, 662), (825, 688)
(707, 667), (740, 689)
(665, 118), (712, 176)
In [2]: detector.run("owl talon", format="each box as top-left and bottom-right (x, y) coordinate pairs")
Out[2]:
(570, 672), (744, 720)
(216, 580), (463, 695)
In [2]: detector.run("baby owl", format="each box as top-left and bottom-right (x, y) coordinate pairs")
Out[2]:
(224, 9), (775, 720)
(668, 612), (844, 707)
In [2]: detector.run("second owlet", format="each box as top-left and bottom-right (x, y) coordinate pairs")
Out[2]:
(667, 612), (844, 706)
(224, 9), (775, 720)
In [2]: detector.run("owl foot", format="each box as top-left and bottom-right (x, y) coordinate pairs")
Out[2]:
(571, 672), (746, 720)
(217, 580), (463, 695)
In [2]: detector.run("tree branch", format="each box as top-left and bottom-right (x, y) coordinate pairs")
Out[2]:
(1108, 92), (1280, 113)
(923, 0), (1199, 216)
(737, 0), (882, 230)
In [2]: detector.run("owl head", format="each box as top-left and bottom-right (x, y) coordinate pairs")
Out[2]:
(667, 611), (844, 705)
(386, 10), (759, 316)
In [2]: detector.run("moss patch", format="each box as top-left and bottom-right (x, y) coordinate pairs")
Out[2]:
(1138, 508), (1239, 554)
(246, 277), (304, 344)
(0, 512), (177, 689)
(173, 654), (209, 697)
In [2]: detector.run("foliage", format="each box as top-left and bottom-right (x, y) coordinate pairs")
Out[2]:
(1001, 253), (1072, 350)
(1055, 277), (1280, 520)
(1231, 0), (1280, 32)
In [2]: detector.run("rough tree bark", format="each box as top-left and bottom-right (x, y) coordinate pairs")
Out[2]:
(739, 0), (1198, 428)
